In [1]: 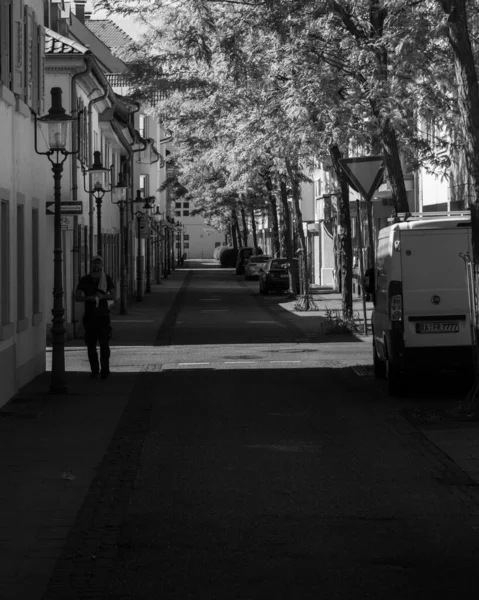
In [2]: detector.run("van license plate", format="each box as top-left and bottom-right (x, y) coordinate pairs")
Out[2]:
(416, 322), (459, 333)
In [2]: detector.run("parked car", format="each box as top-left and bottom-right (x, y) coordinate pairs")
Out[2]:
(244, 256), (271, 280)
(366, 213), (474, 396)
(235, 247), (255, 275)
(259, 258), (300, 294)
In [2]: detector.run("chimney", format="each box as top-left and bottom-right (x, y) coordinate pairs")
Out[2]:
(74, 0), (87, 24)
(85, 8), (92, 21)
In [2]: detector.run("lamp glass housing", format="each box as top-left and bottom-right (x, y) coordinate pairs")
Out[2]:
(90, 170), (107, 191)
(114, 184), (128, 203)
(47, 120), (70, 149)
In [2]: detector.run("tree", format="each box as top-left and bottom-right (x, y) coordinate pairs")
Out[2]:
(96, 0), (472, 312)
(436, 0), (479, 254)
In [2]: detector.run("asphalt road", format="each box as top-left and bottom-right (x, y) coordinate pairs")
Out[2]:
(44, 264), (479, 599)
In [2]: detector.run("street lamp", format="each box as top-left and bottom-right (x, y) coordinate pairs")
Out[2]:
(153, 207), (164, 283)
(33, 87), (80, 394)
(176, 220), (183, 266)
(83, 151), (113, 256)
(111, 173), (129, 314)
(134, 190), (155, 301)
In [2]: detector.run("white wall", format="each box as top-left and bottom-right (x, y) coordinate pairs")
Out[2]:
(0, 0), (52, 407)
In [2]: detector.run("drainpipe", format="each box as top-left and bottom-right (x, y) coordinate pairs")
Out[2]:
(87, 87), (110, 259)
(129, 101), (141, 296)
(70, 55), (93, 338)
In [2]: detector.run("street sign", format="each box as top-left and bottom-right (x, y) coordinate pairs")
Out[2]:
(61, 202), (83, 214)
(338, 155), (386, 201)
(45, 201), (83, 215)
(138, 214), (149, 239)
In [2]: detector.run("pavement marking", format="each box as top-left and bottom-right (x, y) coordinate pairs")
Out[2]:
(270, 360), (302, 364)
(178, 362), (211, 366)
(224, 361), (257, 364)
(110, 319), (155, 323)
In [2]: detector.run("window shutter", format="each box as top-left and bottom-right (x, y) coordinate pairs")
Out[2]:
(24, 5), (34, 107)
(11, 0), (25, 97)
(0, 0), (11, 87)
(37, 24), (45, 114)
(25, 6), (34, 106)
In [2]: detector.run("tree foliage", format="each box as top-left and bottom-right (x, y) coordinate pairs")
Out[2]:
(93, 0), (479, 308)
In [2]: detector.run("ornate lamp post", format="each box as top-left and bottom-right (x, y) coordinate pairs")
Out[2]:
(166, 217), (174, 275)
(33, 87), (80, 394)
(175, 220), (186, 266)
(134, 190), (155, 301)
(111, 173), (129, 314)
(153, 207), (164, 283)
(83, 151), (113, 256)
(145, 220), (152, 294)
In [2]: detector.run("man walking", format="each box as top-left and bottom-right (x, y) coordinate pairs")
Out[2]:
(74, 255), (117, 379)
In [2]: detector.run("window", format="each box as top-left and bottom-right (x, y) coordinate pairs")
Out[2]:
(17, 205), (25, 319)
(175, 202), (182, 208)
(175, 210), (181, 217)
(1, 201), (10, 326)
(139, 114), (148, 139)
(183, 210), (189, 217)
(0, 0), (12, 88)
(0, 1), (45, 112)
(183, 202), (190, 209)
(183, 242), (189, 249)
(139, 174), (149, 197)
(183, 234), (189, 241)
(32, 208), (39, 314)
(43, 0), (50, 27)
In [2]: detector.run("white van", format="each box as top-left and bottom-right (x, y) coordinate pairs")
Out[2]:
(366, 213), (474, 395)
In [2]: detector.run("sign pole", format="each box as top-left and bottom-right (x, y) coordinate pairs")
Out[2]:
(356, 198), (368, 335)
(338, 155), (386, 335)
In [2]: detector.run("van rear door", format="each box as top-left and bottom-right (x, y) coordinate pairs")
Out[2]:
(400, 226), (472, 348)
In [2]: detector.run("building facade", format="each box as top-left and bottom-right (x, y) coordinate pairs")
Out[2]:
(0, 0), (167, 408)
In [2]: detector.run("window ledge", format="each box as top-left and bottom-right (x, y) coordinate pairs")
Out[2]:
(0, 84), (15, 108)
(0, 322), (14, 341)
(32, 312), (43, 326)
(17, 317), (29, 333)
(15, 97), (31, 119)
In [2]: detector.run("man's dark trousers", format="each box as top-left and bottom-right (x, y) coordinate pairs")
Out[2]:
(83, 315), (111, 376)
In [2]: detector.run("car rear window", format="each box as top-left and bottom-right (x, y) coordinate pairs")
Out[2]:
(270, 260), (288, 269)
(250, 256), (270, 263)
(270, 259), (298, 269)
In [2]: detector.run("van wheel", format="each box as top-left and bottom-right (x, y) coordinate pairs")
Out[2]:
(373, 340), (386, 379)
(386, 355), (403, 397)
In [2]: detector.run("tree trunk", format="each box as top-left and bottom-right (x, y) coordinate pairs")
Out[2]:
(231, 211), (238, 250)
(438, 0), (479, 260)
(232, 209), (242, 248)
(250, 206), (258, 250)
(369, 3), (409, 214)
(280, 179), (297, 294)
(240, 206), (249, 247)
(373, 108), (410, 214)
(264, 174), (281, 257)
(332, 1), (409, 214)
(330, 145), (353, 318)
(285, 157), (310, 302)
